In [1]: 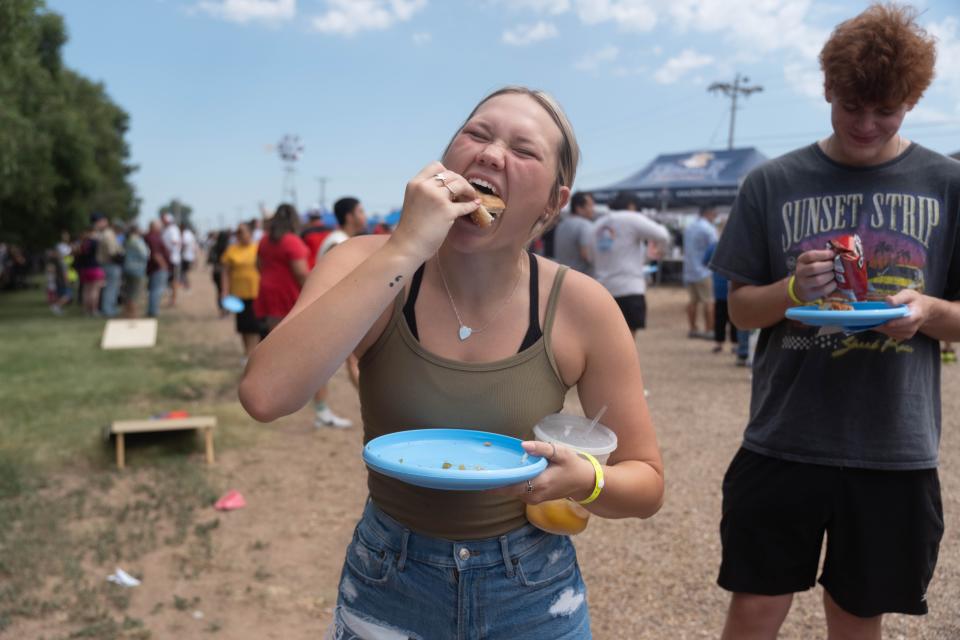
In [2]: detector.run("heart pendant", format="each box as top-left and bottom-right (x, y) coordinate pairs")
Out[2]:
(458, 325), (473, 341)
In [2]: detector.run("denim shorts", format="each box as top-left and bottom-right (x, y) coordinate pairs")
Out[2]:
(329, 501), (591, 640)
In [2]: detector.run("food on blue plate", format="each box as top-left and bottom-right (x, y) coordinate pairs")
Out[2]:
(819, 300), (854, 311)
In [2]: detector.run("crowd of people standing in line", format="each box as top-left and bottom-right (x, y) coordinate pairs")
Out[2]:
(42, 212), (199, 319)
(209, 197), (374, 429)
(32, 194), (384, 429)
(547, 190), (756, 366)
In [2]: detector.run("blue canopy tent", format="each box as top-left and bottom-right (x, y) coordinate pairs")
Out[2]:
(589, 147), (768, 209)
(385, 209), (402, 226)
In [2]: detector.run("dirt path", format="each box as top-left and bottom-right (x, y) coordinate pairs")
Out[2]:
(19, 263), (960, 638)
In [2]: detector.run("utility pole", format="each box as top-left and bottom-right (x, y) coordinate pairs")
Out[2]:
(708, 73), (763, 150)
(316, 176), (328, 212)
(277, 134), (303, 208)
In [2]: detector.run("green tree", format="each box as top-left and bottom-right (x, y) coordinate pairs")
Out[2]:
(0, 0), (139, 251)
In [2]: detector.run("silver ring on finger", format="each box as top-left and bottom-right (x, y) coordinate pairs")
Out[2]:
(526, 479), (534, 493)
(549, 443), (557, 460)
(433, 173), (447, 183)
(443, 183), (456, 200)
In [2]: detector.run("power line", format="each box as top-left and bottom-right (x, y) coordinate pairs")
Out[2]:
(737, 121), (960, 144)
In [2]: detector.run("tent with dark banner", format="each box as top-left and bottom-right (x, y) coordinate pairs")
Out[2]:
(589, 147), (768, 209)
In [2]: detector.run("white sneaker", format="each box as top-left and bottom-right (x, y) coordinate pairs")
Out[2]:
(315, 407), (352, 429)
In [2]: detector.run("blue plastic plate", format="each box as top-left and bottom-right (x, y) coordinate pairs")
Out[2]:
(785, 301), (909, 330)
(362, 428), (547, 491)
(221, 295), (244, 313)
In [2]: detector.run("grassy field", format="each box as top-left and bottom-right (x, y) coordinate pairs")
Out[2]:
(0, 285), (257, 466)
(0, 284), (261, 638)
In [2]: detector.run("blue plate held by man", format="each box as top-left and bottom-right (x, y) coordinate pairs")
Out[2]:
(785, 301), (909, 331)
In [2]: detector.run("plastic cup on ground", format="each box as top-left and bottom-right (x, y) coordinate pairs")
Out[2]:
(525, 413), (618, 535)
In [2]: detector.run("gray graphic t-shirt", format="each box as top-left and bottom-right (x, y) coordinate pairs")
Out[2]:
(711, 143), (960, 470)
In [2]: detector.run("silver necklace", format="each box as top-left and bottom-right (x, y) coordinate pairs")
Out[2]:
(436, 254), (525, 341)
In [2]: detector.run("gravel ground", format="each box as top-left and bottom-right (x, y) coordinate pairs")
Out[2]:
(575, 287), (960, 640)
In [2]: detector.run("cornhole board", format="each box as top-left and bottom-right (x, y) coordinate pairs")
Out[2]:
(109, 416), (216, 469)
(101, 319), (158, 350)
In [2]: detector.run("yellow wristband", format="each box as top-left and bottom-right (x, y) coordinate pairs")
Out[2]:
(787, 274), (806, 306)
(574, 451), (605, 505)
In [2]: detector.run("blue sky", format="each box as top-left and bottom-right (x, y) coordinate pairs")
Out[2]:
(48, 0), (960, 231)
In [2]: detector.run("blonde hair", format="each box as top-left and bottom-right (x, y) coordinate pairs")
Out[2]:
(442, 86), (580, 210)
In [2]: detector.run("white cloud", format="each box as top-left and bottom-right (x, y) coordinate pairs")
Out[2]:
(498, 0), (959, 111)
(502, 21), (559, 46)
(656, 0), (828, 98)
(666, 0), (827, 58)
(575, 0), (657, 32)
(926, 17), (960, 114)
(783, 61), (823, 99)
(507, 0), (571, 14)
(311, 0), (426, 36)
(574, 45), (619, 71)
(909, 105), (955, 124)
(193, 0), (295, 24)
(653, 49), (714, 84)
(412, 31), (431, 45)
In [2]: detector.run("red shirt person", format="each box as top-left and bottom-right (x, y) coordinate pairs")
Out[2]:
(254, 204), (309, 329)
(301, 211), (332, 269)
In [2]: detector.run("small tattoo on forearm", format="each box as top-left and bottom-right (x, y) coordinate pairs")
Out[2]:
(388, 275), (403, 288)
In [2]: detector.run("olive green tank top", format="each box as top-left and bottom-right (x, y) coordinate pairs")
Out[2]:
(358, 266), (570, 540)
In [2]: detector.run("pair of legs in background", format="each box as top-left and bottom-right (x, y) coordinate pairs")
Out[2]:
(687, 276), (714, 338)
(713, 299), (738, 353)
(260, 314), (355, 428)
(719, 449), (943, 639)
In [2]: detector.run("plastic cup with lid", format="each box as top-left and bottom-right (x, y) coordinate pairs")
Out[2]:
(525, 412), (618, 535)
(533, 413), (618, 464)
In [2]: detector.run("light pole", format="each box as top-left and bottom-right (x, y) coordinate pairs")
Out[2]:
(316, 176), (328, 212)
(708, 73), (763, 150)
(277, 134), (304, 207)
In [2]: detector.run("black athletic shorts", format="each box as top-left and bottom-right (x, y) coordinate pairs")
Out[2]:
(718, 448), (943, 617)
(235, 298), (262, 335)
(614, 294), (646, 330)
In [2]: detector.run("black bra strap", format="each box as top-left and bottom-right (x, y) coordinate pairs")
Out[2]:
(403, 252), (542, 352)
(403, 263), (426, 340)
(518, 251), (542, 351)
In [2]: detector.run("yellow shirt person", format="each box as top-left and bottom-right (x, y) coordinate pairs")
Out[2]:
(220, 242), (259, 300)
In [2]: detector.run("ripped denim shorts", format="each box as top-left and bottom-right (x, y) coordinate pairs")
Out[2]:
(329, 500), (591, 640)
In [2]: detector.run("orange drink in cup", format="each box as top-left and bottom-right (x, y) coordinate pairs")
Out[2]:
(525, 413), (617, 535)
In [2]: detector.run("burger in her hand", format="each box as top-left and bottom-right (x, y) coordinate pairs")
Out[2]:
(471, 193), (505, 228)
